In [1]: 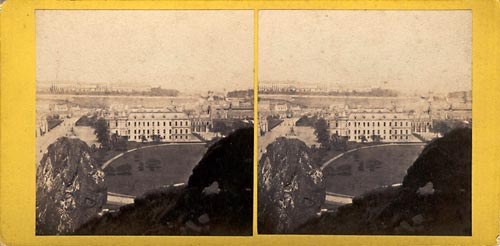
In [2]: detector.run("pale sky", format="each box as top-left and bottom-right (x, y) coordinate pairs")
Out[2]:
(36, 10), (254, 92)
(259, 10), (472, 93)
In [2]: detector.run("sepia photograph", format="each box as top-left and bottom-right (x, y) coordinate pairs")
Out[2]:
(257, 10), (472, 235)
(35, 10), (254, 236)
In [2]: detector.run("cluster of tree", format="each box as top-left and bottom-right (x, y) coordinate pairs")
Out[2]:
(93, 118), (128, 151)
(46, 114), (63, 131)
(75, 114), (98, 127)
(260, 87), (399, 97)
(266, 115), (284, 131)
(149, 87), (180, 97)
(44, 87), (179, 97)
(312, 118), (349, 151)
(431, 120), (471, 136)
(295, 115), (319, 127)
(227, 89), (253, 98)
(211, 119), (253, 136)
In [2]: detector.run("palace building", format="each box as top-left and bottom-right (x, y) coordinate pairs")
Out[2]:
(106, 110), (192, 142)
(327, 109), (415, 143)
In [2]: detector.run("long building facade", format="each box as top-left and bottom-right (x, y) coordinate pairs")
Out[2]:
(107, 110), (193, 142)
(327, 109), (430, 143)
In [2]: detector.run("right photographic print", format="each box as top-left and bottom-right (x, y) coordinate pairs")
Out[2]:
(257, 10), (472, 235)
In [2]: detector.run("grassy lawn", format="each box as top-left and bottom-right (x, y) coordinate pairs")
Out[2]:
(323, 145), (425, 196)
(103, 144), (207, 196)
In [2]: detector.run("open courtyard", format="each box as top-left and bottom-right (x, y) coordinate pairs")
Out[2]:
(103, 143), (207, 196)
(323, 144), (426, 197)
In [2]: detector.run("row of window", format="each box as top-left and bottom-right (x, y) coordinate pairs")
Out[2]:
(347, 121), (409, 127)
(118, 120), (190, 128)
(347, 129), (409, 135)
(350, 135), (409, 140)
(129, 128), (190, 135)
(131, 135), (189, 140)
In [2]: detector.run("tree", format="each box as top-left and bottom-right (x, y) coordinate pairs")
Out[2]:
(94, 118), (110, 149)
(313, 118), (330, 149)
(371, 134), (381, 143)
(331, 133), (348, 151)
(360, 135), (368, 143)
(151, 134), (161, 143)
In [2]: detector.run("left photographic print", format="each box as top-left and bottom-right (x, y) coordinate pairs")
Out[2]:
(35, 10), (254, 236)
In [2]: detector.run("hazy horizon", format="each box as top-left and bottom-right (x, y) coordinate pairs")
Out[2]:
(36, 10), (254, 93)
(259, 10), (472, 94)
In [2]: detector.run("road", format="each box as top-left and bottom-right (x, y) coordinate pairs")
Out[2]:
(36, 114), (84, 165)
(258, 117), (318, 160)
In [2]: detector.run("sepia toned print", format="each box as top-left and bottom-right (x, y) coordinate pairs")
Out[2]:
(35, 10), (254, 236)
(258, 10), (472, 235)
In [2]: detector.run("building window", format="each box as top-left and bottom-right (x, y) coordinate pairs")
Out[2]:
(147, 122), (149, 127)
(128, 122), (130, 126)
(175, 121), (178, 126)
(186, 121), (189, 126)
(163, 129), (166, 134)
(389, 122), (392, 127)
(384, 122), (386, 127)
(163, 122), (166, 126)
(134, 122), (136, 127)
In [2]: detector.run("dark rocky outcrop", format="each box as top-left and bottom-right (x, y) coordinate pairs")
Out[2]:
(36, 137), (107, 235)
(295, 128), (472, 235)
(258, 138), (325, 234)
(75, 127), (253, 235)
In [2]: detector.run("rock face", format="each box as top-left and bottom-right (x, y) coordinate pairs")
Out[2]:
(36, 137), (107, 235)
(295, 128), (472, 235)
(258, 137), (325, 234)
(75, 127), (253, 235)
(402, 128), (472, 195)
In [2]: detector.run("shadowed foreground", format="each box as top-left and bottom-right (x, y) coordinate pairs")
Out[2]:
(75, 127), (253, 235)
(296, 128), (471, 235)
